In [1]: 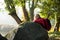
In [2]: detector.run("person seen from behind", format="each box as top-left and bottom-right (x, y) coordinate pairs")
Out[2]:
(33, 14), (51, 31)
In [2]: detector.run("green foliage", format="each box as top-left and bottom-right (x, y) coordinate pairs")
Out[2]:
(37, 0), (60, 19)
(13, 0), (21, 6)
(4, 0), (16, 15)
(4, 0), (25, 14)
(4, 0), (60, 20)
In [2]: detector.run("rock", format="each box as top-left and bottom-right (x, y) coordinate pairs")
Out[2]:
(13, 22), (49, 40)
(0, 34), (7, 40)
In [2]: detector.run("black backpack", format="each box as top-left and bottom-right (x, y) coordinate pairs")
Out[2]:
(13, 22), (49, 40)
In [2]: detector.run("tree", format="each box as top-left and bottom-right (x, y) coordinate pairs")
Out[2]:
(29, 0), (38, 21)
(20, 0), (30, 21)
(38, 0), (60, 31)
(4, 0), (22, 24)
(14, 0), (30, 22)
(52, 0), (60, 31)
(15, 0), (39, 21)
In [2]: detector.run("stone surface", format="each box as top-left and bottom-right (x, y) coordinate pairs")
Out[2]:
(0, 34), (7, 40)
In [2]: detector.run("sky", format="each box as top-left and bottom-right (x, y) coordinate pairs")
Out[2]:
(0, 0), (5, 10)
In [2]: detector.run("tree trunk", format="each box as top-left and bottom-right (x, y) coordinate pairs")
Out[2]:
(10, 13), (22, 24)
(4, 0), (22, 24)
(30, 0), (34, 21)
(22, 1), (30, 22)
(9, 5), (22, 24)
(54, 13), (57, 31)
(54, 13), (60, 32)
(55, 22), (59, 31)
(29, 0), (38, 21)
(30, 8), (34, 21)
(56, 17), (60, 31)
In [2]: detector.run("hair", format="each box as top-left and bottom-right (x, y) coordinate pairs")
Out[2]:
(35, 14), (40, 18)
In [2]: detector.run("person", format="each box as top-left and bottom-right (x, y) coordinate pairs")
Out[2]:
(33, 14), (51, 31)
(13, 14), (50, 40)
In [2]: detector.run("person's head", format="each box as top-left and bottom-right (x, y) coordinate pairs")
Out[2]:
(35, 14), (41, 19)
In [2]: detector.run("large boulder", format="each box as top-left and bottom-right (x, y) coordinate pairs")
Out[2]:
(13, 22), (49, 40)
(0, 24), (18, 40)
(0, 34), (7, 40)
